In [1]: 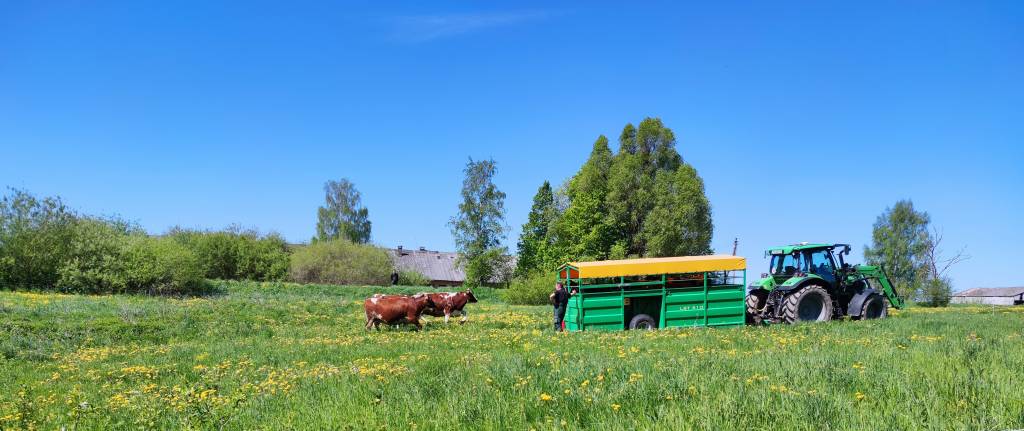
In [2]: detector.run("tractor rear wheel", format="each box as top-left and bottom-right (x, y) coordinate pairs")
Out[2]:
(855, 294), (888, 320)
(782, 285), (833, 323)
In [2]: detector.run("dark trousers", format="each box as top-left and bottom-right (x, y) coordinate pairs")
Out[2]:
(553, 305), (567, 331)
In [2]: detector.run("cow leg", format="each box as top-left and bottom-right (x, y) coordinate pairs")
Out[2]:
(444, 311), (450, 324)
(458, 309), (468, 324)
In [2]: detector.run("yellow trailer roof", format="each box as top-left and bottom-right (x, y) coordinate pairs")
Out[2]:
(566, 255), (745, 278)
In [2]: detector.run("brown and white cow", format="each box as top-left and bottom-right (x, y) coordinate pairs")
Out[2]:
(419, 289), (478, 324)
(364, 293), (434, 331)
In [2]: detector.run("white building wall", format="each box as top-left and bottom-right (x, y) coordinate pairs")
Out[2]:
(950, 296), (1017, 306)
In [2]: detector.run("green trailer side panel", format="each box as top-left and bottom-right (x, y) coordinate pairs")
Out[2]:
(565, 295), (581, 331)
(663, 284), (745, 328)
(575, 291), (624, 331)
(566, 280), (746, 331)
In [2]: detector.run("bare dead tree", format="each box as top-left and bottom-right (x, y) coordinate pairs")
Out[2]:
(923, 228), (970, 280)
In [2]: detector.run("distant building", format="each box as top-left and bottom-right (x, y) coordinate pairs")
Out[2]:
(387, 246), (515, 287)
(950, 287), (1024, 306)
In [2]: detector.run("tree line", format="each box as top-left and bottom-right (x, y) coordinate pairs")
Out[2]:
(515, 118), (713, 276)
(1, 117), (966, 304)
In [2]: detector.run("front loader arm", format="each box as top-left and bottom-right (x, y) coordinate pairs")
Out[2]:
(855, 265), (905, 309)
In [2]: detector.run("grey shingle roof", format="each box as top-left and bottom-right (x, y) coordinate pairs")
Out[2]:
(952, 287), (1024, 297)
(386, 247), (516, 284)
(388, 248), (465, 282)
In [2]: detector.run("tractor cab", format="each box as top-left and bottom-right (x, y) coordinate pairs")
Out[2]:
(766, 243), (850, 288)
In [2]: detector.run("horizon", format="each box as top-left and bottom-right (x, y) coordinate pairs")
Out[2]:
(2, 1), (1022, 290)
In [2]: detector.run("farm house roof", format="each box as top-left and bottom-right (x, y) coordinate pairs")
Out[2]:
(952, 287), (1024, 297)
(387, 247), (515, 283)
(561, 255), (746, 279)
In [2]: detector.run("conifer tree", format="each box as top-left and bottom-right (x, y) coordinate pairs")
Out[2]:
(515, 181), (555, 276)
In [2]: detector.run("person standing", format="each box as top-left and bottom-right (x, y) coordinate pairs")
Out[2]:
(550, 282), (569, 331)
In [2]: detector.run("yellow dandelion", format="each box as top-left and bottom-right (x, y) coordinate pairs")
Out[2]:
(611, 403), (621, 411)
(539, 393), (553, 401)
(855, 391), (866, 401)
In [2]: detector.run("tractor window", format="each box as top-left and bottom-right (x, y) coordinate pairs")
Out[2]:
(808, 250), (836, 283)
(770, 253), (806, 275)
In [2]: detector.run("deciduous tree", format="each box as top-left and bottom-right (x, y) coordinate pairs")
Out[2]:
(450, 158), (508, 287)
(863, 200), (932, 299)
(640, 163), (713, 257)
(315, 179), (371, 244)
(604, 118), (684, 257)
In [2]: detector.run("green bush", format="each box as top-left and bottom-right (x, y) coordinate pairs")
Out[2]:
(52, 218), (136, 293)
(119, 236), (205, 294)
(919, 276), (952, 307)
(396, 270), (431, 286)
(0, 189), (206, 295)
(0, 189), (78, 289)
(501, 270), (557, 305)
(58, 232), (204, 294)
(288, 240), (392, 285)
(167, 227), (289, 281)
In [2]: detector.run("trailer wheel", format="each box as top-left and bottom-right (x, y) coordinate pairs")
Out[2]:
(628, 314), (657, 330)
(782, 285), (833, 323)
(855, 294), (888, 320)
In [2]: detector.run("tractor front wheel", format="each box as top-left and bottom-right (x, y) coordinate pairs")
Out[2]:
(745, 290), (767, 325)
(854, 294), (888, 320)
(782, 285), (833, 323)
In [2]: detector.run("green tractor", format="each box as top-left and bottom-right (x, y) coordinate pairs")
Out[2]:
(746, 243), (904, 324)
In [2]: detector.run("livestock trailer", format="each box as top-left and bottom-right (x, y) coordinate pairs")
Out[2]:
(557, 255), (746, 331)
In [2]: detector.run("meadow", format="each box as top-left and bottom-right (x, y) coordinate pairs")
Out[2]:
(1, 282), (1022, 430)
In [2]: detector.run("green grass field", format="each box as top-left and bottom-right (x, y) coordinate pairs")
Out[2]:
(1, 282), (1022, 430)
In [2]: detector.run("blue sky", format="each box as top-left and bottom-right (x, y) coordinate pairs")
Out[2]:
(2, 1), (1022, 290)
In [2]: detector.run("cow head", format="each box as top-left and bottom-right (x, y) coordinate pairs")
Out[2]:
(464, 288), (478, 303)
(412, 293), (435, 311)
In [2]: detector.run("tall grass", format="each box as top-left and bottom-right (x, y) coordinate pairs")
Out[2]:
(0, 282), (1021, 430)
